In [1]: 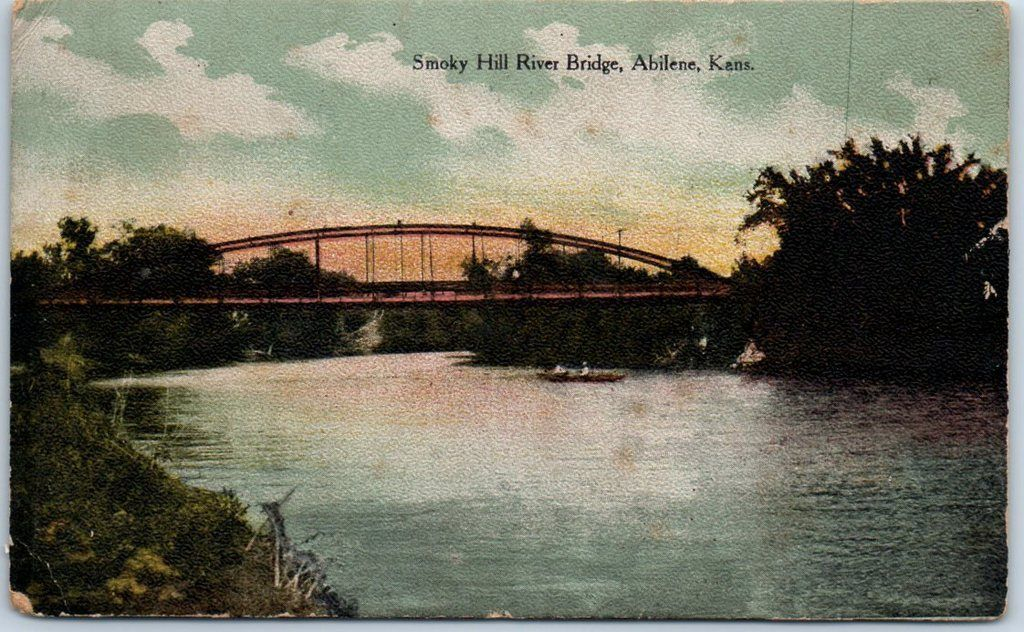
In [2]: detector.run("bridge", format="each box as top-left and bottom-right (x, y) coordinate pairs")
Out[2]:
(46, 222), (731, 307)
(212, 222), (682, 278)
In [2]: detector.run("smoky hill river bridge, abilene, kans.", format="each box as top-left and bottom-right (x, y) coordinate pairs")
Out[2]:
(46, 222), (732, 307)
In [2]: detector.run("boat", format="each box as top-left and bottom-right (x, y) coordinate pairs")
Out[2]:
(731, 340), (766, 371)
(538, 370), (625, 383)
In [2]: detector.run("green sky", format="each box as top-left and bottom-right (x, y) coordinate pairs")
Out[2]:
(10, 0), (1009, 273)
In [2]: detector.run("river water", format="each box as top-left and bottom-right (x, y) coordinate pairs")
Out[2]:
(104, 352), (1006, 618)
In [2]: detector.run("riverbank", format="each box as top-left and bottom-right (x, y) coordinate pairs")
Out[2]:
(9, 343), (357, 617)
(17, 300), (747, 378)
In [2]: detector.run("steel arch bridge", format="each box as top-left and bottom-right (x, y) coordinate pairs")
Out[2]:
(212, 222), (680, 279)
(45, 222), (732, 307)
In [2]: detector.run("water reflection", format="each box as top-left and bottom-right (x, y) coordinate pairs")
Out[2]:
(94, 353), (1006, 618)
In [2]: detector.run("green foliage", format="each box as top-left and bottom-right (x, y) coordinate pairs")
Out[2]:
(376, 308), (473, 354)
(459, 255), (500, 291)
(13, 217), (220, 299)
(10, 225), (364, 370)
(465, 303), (743, 369)
(44, 217), (100, 289)
(11, 345), (245, 614)
(233, 247), (316, 296)
(239, 306), (345, 359)
(231, 247), (355, 297)
(11, 251), (61, 360)
(9, 340), (346, 616)
(458, 218), (698, 288)
(739, 135), (1007, 378)
(101, 222), (220, 298)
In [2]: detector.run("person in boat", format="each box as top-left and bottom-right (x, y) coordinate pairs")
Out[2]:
(580, 362), (590, 376)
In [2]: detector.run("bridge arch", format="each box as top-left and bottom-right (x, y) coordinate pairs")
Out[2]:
(211, 223), (679, 272)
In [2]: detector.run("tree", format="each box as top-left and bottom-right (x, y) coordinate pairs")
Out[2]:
(232, 248), (317, 297)
(501, 218), (662, 286)
(460, 255), (500, 292)
(739, 135), (1007, 378)
(42, 216), (101, 292)
(11, 251), (61, 361)
(515, 218), (563, 285)
(102, 223), (220, 298)
(230, 248), (355, 297)
(671, 256), (723, 282)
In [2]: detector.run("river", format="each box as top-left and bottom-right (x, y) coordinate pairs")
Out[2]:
(103, 352), (1006, 618)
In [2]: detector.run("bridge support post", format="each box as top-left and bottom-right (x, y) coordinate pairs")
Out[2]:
(617, 229), (624, 296)
(314, 238), (321, 299)
(399, 230), (405, 281)
(364, 235), (370, 284)
(428, 235), (435, 289)
(420, 234), (426, 285)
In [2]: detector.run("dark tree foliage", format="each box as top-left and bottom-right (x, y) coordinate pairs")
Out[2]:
(465, 302), (742, 369)
(101, 222), (220, 298)
(460, 218), (690, 289)
(671, 255), (725, 283)
(43, 217), (102, 291)
(460, 255), (501, 292)
(376, 308), (474, 354)
(230, 247), (355, 297)
(11, 251), (61, 361)
(739, 136), (1007, 379)
(233, 248), (316, 296)
(10, 223), (371, 370)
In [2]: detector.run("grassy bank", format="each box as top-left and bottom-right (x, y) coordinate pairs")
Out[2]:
(9, 337), (356, 617)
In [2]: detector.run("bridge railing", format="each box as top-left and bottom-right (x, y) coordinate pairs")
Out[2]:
(39, 278), (732, 306)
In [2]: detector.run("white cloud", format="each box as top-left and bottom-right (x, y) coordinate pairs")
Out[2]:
(287, 22), (972, 171)
(12, 17), (317, 140)
(12, 19), (978, 274)
(886, 72), (969, 147)
(285, 32), (514, 140)
(282, 22), (976, 270)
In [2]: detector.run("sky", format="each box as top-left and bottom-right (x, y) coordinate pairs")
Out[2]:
(10, 0), (1009, 275)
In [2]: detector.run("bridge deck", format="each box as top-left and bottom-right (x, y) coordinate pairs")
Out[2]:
(43, 285), (730, 308)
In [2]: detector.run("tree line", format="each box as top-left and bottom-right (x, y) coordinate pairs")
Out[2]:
(11, 134), (1008, 380)
(11, 219), (359, 301)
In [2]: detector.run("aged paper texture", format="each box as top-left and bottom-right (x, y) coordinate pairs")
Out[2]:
(9, 0), (1008, 619)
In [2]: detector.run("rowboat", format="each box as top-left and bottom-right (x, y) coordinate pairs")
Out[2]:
(537, 371), (625, 383)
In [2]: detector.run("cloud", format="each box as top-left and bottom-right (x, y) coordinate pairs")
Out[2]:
(281, 22), (977, 270)
(885, 72), (969, 147)
(12, 19), (978, 274)
(285, 32), (514, 140)
(12, 17), (317, 140)
(288, 23), (972, 169)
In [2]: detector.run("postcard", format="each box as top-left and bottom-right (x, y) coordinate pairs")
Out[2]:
(9, 0), (1008, 619)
